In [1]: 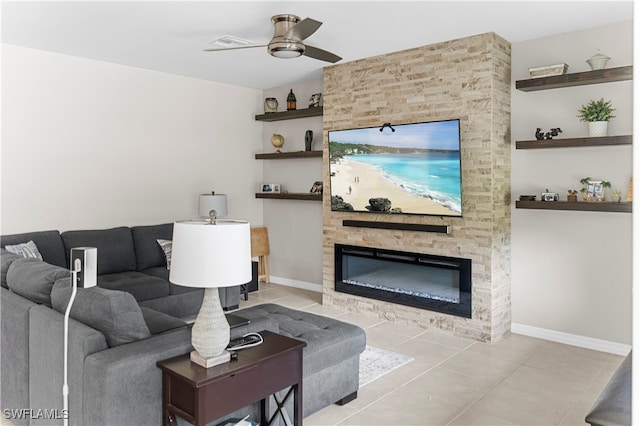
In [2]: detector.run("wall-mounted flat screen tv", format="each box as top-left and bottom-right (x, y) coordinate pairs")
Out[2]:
(328, 119), (462, 217)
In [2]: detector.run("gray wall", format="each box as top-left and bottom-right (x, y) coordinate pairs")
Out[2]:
(511, 21), (633, 346)
(1, 44), (264, 234)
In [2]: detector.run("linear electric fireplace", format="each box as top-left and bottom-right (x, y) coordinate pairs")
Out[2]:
(335, 244), (472, 318)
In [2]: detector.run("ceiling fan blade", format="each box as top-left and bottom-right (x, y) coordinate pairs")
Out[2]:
(204, 44), (267, 52)
(303, 45), (342, 63)
(286, 17), (322, 41)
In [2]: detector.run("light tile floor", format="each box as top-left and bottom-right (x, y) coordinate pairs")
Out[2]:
(240, 282), (625, 426)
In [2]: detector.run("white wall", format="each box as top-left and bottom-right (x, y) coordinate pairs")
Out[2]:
(511, 21), (633, 345)
(1, 45), (264, 234)
(259, 80), (324, 288)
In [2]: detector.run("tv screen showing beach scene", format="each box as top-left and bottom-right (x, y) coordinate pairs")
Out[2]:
(328, 119), (462, 217)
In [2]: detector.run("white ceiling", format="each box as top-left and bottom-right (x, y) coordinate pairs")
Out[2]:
(1, 1), (634, 90)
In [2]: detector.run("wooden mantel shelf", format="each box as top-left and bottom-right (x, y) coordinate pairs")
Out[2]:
(515, 66), (632, 91)
(516, 200), (632, 213)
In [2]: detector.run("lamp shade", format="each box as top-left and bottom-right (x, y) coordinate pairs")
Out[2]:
(198, 194), (228, 218)
(169, 219), (251, 288)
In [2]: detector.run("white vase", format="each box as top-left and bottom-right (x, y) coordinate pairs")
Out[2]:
(588, 121), (608, 137)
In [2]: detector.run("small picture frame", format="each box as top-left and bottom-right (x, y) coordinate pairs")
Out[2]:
(585, 180), (605, 201)
(309, 93), (322, 108)
(261, 183), (281, 193)
(310, 181), (323, 194)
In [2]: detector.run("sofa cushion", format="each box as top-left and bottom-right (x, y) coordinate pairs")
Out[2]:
(50, 279), (151, 347)
(1, 249), (23, 288)
(130, 223), (173, 271)
(6, 257), (70, 306)
(141, 266), (195, 295)
(4, 240), (43, 260)
(1, 230), (67, 267)
(98, 271), (170, 301)
(238, 303), (366, 376)
(140, 307), (187, 335)
(142, 266), (170, 280)
(61, 227), (136, 275)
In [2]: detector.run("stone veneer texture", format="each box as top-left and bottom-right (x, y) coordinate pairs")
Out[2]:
(322, 33), (512, 343)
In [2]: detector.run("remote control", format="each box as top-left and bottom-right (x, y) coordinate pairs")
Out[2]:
(227, 333), (263, 350)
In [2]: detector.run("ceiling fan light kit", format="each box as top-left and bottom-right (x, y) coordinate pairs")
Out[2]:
(204, 13), (341, 63)
(269, 43), (304, 58)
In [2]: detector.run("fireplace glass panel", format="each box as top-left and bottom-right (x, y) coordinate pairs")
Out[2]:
(343, 255), (461, 303)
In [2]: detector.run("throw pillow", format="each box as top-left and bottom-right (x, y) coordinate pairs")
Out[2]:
(6, 257), (70, 306)
(4, 240), (44, 260)
(1, 248), (23, 289)
(50, 280), (151, 347)
(157, 239), (172, 270)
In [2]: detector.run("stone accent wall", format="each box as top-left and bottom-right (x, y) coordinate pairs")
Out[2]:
(322, 33), (512, 343)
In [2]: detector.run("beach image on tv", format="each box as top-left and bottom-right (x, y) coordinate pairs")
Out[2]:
(328, 119), (462, 216)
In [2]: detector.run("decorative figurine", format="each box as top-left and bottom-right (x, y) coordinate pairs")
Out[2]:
(264, 97), (278, 113)
(541, 189), (559, 202)
(535, 127), (562, 140)
(567, 189), (578, 202)
(304, 130), (313, 151)
(612, 189), (622, 203)
(271, 133), (285, 153)
(586, 50), (611, 71)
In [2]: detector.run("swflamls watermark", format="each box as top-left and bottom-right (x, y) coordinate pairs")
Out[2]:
(3, 409), (69, 420)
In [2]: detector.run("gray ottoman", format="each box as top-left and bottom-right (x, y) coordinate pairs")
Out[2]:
(236, 303), (366, 417)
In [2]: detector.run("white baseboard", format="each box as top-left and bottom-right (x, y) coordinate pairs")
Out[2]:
(511, 323), (631, 356)
(251, 285), (631, 355)
(268, 276), (323, 293)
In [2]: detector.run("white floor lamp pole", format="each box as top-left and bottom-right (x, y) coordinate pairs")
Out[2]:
(63, 259), (81, 426)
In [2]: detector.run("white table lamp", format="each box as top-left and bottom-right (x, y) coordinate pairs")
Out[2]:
(199, 194), (228, 223)
(169, 218), (251, 368)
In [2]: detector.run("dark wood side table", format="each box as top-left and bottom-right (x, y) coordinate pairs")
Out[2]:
(157, 331), (306, 426)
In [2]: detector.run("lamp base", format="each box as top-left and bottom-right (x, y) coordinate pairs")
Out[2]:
(190, 349), (231, 368)
(190, 287), (231, 368)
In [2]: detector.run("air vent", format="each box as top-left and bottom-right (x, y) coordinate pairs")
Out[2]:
(208, 35), (254, 48)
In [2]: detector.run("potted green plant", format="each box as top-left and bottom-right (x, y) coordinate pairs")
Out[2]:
(577, 98), (615, 137)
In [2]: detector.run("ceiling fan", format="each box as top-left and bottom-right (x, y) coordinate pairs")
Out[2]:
(204, 14), (342, 63)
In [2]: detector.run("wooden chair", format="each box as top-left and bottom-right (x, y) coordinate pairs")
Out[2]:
(250, 227), (270, 283)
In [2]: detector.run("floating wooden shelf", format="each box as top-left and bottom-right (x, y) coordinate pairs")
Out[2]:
(515, 135), (632, 149)
(515, 66), (632, 92)
(255, 193), (323, 201)
(255, 151), (322, 159)
(515, 200), (632, 213)
(255, 107), (323, 122)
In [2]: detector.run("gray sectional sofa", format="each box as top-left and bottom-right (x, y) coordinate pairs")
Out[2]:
(1, 224), (366, 425)
(585, 351), (631, 426)
(1, 224), (240, 316)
